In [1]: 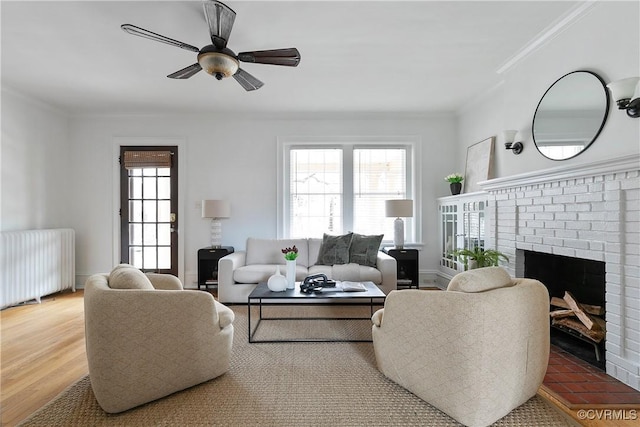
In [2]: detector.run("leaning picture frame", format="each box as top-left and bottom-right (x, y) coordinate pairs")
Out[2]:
(463, 136), (495, 193)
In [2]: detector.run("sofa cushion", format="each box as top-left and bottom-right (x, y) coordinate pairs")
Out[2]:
(245, 238), (310, 267)
(316, 233), (353, 265)
(308, 263), (383, 285)
(109, 264), (154, 290)
(309, 238), (322, 265)
(234, 264), (310, 284)
(447, 266), (514, 293)
(349, 233), (383, 267)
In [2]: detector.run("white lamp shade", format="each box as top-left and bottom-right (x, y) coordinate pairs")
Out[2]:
(606, 77), (640, 101)
(502, 130), (518, 143)
(385, 199), (413, 218)
(201, 200), (231, 219)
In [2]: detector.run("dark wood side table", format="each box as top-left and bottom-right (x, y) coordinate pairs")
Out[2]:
(383, 247), (419, 289)
(197, 246), (234, 290)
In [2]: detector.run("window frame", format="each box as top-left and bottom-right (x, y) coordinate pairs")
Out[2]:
(277, 136), (421, 245)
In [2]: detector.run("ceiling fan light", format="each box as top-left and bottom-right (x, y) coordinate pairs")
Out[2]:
(197, 52), (239, 78)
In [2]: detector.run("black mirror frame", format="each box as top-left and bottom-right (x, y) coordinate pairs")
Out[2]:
(532, 70), (610, 161)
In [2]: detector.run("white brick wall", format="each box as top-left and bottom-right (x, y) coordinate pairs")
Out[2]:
(482, 155), (640, 391)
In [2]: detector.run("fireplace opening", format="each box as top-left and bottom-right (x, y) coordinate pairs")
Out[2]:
(523, 250), (606, 370)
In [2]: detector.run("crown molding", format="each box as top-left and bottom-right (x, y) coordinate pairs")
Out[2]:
(496, 1), (598, 75)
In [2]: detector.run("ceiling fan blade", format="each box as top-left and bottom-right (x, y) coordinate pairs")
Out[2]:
(237, 48), (301, 67)
(121, 24), (200, 53)
(233, 68), (264, 91)
(167, 63), (203, 79)
(203, 0), (236, 48)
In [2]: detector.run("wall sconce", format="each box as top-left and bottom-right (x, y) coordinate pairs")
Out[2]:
(201, 200), (230, 248)
(503, 130), (523, 155)
(606, 77), (640, 118)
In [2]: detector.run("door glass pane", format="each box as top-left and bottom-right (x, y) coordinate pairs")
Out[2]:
(157, 177), (170, 199)
(157, 247), (171, 269)
(129, 224), (142, 245)
(143, 200), (157, 222)
(143, 224), (157, 245)
(130, 177), (142, 199)
(143, 177), (156, 199)
(157, 200), (171, 222)
(143, 247), (157, 269)
(157, 167), (170, 176)
(129, 246), (142, 268)
(157, 224), (171, 245)
(129, 200), (142, 222)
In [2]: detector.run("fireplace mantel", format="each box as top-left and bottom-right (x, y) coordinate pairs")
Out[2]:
(479, 154), (640, 191)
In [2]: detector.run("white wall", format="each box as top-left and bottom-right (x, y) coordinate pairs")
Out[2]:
(67, 113), (456, 287)
(1, 89), (71, 231)
(457, 1), (640, 179)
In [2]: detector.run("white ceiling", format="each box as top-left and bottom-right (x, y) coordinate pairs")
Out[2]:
(1, 0), (580, 115)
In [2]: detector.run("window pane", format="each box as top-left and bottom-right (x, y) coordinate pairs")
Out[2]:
(289, 149), (342, 238)
(354, 148), (407, 235)
(291, 194), (342, 238)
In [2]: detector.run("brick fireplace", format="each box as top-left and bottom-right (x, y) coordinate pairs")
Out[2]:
(481, 154), (640, 391)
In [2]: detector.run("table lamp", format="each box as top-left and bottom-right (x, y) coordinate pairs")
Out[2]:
(201, 200), (230, 248)
(385, 199), (413, 249)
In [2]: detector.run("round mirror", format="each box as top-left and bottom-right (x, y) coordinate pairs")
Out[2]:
(532, 70), (610, 161)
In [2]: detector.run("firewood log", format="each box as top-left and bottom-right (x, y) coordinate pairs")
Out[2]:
(550, 309), (574, 319)
(563, 291), (601, 331)
(552, 317), (605, 343)
(550, 296), (604, 315)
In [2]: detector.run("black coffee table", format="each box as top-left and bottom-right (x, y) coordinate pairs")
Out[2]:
(247, 281), (386, 343)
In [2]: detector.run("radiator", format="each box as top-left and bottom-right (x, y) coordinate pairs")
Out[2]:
(1, 228), (75, 308)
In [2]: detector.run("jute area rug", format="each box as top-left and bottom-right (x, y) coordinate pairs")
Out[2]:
(20, 305), (574, 426)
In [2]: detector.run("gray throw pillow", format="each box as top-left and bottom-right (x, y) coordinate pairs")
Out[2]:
(316, 233), (353, 265)
(349, 233), (384, 267)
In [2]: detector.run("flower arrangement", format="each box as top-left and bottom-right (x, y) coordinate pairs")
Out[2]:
(281, 245), (298, 261)
(444, 173), (464, 184)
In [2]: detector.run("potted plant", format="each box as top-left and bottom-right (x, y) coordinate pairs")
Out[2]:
(450, 246), (508, 270)
(444, 173), (464, 195)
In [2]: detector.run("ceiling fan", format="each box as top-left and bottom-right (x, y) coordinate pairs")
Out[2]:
(121, 0), (301, 91)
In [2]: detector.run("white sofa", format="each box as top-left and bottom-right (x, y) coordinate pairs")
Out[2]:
(218, 237), (397, 303)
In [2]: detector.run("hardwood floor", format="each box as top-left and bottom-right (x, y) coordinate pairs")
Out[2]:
(1, 289), (636, 426)
(1, 290), (87, 426)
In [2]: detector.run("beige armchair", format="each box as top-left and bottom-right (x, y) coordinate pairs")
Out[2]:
(84, 268), (234, 413)
(372, 267), (549, 427)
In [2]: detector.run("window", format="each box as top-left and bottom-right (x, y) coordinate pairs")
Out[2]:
(279, 137), (419, 243)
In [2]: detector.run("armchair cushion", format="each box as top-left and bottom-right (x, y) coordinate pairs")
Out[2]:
(349, 233), (384, 267)
(316, 233), (353, 265)
(108, 264), (153, 290)
(447, 266), (513, 293)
